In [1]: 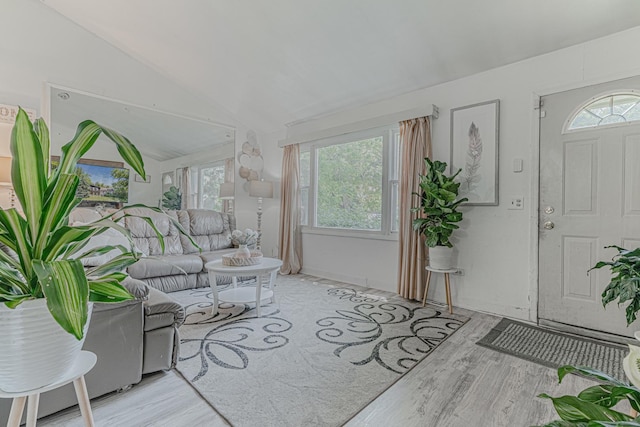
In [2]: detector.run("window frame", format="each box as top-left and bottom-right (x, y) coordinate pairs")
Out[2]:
(563, 89), (640, 134)
(191, 160), (226, 210)
(301, 124), (400, 240)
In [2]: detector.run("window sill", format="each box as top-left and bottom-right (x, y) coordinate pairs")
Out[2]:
(301, 226), (398, 242)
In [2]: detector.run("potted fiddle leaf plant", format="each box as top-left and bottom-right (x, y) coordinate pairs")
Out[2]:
(162, 185), (182, 210)
(0, 107), (192, 393)
(412, 157), (468, 270)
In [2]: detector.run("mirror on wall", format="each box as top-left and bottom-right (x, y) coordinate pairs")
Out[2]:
(47, 85), (235, 208)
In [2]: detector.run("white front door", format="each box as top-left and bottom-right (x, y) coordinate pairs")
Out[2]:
(538, 76), (640, 338)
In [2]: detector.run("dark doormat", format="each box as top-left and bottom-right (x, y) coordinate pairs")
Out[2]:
(477, 318), (627, 381)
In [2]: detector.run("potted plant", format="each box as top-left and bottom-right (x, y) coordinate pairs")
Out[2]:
(412, 157), (468, 270)
(590, 245), (640, 327)
(535, 365), (640, 426)
(162, 185), (182, 210)
(0, 107), (191, 392)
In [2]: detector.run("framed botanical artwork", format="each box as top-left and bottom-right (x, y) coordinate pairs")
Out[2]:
(450, 99), (500, 206)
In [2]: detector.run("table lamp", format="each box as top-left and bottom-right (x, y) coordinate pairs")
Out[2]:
(219, 182), (235, 214)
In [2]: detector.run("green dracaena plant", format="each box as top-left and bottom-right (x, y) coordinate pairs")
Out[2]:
(0, 107), (195, 339)
(412, 158), (468, 248)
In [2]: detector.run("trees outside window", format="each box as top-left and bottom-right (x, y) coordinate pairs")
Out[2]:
(301, 125), (399, 237)
(189, 161), (228, 211)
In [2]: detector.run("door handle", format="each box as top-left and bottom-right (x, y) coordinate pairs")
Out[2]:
(543, 221), (555, 230)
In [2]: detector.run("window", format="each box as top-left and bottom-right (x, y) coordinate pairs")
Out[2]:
(566, 92), (640, 131)
(300, 151), (310, 226)
(190, 161), (227, 211)
(300, 125), (400, 237)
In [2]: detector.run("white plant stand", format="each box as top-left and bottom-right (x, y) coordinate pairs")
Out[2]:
(1, 351), (97, 427)
(423, 266), (462, 314)
(205, 258), (283, 317)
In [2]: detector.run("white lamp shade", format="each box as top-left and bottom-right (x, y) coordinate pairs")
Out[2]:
(249, 180), (273, 198)
(219, 182), (235, 199)
(162, 173), (173, 185)
(0, 157), (11, 186)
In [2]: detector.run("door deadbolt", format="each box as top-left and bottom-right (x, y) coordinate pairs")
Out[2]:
(544, 206), (554, 214)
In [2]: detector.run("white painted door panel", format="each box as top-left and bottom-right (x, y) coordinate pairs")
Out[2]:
(539, 76), (640, 338)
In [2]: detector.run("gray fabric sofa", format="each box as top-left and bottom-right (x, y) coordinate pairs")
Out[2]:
(0, 277), (185, 424)
(124, 208), (237, 292)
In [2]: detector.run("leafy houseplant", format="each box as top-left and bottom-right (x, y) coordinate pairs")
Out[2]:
(162, 185), (182, 210)
(0, 108), (190, 339)
(412, 158), (468, 269)
(590, 245), (640, 327)
(534, 365), (640, 427)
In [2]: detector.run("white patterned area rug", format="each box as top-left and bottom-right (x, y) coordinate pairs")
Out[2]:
(173, 274), (468, 427)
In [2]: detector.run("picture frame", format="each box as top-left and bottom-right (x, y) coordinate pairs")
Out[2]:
(135, 174), (151, 183)
(450, 99), (500, 206)
(50, 156), (129, 208)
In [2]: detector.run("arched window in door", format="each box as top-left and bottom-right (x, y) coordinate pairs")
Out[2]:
(565, 92), (640, 132)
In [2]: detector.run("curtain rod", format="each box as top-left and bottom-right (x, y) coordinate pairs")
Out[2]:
(279, 104), (439, 147)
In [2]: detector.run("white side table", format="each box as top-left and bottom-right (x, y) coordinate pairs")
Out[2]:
(1, 351), (97, 427)
(423, 266), (460, 314)
(205, 258), (283, 317)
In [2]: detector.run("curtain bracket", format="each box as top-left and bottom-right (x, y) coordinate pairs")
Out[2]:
(431, 105), (439, 119)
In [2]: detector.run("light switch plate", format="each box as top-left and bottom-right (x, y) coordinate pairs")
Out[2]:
(513, 158), (523, 173)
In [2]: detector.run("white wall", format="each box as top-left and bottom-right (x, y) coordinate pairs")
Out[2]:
(275, 26), (640, 321)
(0, 0), (241, 203)
(232, 128), (283, 258)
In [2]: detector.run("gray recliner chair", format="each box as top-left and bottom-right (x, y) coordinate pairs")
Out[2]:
(0, 278), (185, 424)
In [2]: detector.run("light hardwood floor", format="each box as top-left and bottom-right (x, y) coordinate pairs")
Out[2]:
(40, 309), (607, 427)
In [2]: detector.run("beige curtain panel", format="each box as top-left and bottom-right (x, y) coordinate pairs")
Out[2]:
(397, 117), (432, 299)
(223, 158), (234, 213)
(179, 166), (191, 210)
(278, 144), (302, 274)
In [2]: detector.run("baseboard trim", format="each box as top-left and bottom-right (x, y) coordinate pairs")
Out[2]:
(299, 267), (395, 293)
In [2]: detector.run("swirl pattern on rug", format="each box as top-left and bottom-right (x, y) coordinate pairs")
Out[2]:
(178, 288), (292, 381)
(317, 289), (465, 374)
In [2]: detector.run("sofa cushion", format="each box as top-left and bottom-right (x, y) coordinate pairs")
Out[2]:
(69, 208), (102, 223)
(178, 209), (234, 254)
(144, 287), (185, 331)
(144, 274), (198, 294)
(128, 255), (203, 280)
(121, 277), (150, 301)
(122, 208), (183, 256)
(71, 226), (132, 267)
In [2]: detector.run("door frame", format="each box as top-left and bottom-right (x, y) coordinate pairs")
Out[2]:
(529, 71), (640, 326)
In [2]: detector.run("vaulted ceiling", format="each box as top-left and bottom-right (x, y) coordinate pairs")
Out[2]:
(42, 0), (640, 134)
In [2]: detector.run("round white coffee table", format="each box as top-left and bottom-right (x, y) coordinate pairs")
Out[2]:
(205, 257), (283, 317)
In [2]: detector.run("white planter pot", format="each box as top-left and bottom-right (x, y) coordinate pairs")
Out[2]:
(0, 299), (92, 392)
(429, 246), (454, 270)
